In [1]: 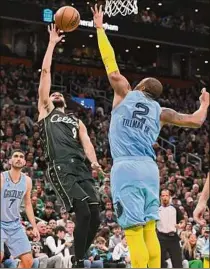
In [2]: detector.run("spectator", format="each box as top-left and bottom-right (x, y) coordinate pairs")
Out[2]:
(45, 226), (73, 268)
(185, 197), (196, 218)
(48, 219), (57, 231)
(182, 233), (203, 268)
(109, 224), (122, 252)
(65, 221), (75, 243)
(57, 207), (70, 227)
(39, 202), (58, 222)
(103, 210), (117, 228)
(197, 226), (210, 256)
(112, 235), (130, 268)
(90, 237), (112, 267)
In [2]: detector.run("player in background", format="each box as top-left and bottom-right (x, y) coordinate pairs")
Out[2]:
(0, 149), (40, 268)
(194, 172), (210, 225)
(92, 4), (209, 268)
(37, 24), (101, 268)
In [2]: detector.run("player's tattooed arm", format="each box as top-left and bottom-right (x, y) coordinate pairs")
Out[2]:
(160, 107), (207, 128)
(38, 24), (64, 114)
(161, 88), (209, 128)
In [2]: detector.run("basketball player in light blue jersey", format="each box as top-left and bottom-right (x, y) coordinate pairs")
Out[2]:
(1, 149), (40, 268)
(92, 4), (210, 268)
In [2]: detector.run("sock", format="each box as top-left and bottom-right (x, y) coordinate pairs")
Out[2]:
(84, 204), (100, 253)
(124, 226), (149, 268)
(143, 220), (161, 268)
(204, 258), (209, 268)
(73, 199), (91, 260)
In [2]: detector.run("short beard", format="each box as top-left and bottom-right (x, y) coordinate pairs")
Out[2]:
(52, 100), (65, 108)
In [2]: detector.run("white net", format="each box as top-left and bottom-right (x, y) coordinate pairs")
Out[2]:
(104, 0), (138, 17)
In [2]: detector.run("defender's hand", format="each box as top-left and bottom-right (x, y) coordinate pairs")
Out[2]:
(48, 24), (65, 45)
(91, 4), (104, 29)
(193, 204), (206, 225)
(199, 88), (209, 108)
(33, 227), (40, 242)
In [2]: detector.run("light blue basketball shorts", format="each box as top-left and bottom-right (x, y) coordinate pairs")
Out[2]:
(0, 219), (31, 258)
(111, 156), (160, 229)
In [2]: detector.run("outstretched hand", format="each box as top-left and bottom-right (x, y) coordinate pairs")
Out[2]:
(193, 204), (207, 226)
(48, 23), (65, 45)
(199, 88), (209, 108)
(91, 4), (104, 29)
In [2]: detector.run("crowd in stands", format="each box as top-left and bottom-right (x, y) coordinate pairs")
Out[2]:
(8, 0), (210, 35)
(133, 10), (209, 35)
(0, 62), (209, 268)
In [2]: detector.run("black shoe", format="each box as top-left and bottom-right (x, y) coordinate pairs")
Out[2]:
(72, 259), (84, 268)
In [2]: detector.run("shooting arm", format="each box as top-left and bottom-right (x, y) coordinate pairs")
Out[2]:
(160, 105), (208, 128)
(96, 28), (131, 98)
(79, 120), (98, 164)
(38, 41), (56, 112)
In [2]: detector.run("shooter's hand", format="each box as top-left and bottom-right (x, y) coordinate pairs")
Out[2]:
(193, 203), (206, 226)
(48, 23), (65, 45)
(91, 4), (104, 29)
(199, 88), (209, 108)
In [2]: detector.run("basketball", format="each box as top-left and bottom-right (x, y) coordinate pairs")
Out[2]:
(54, 6), (80, 32)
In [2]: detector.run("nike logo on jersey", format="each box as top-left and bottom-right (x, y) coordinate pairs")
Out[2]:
(50, 114), (79, 128)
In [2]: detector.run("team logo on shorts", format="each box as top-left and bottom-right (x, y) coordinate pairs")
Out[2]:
(114, 201), (123, 219)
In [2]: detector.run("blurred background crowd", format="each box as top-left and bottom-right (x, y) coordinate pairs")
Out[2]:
(0, 63), (209, 268)
(0, 0), (210, 268)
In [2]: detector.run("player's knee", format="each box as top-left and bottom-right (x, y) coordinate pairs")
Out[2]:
(75, 199), (91, 222)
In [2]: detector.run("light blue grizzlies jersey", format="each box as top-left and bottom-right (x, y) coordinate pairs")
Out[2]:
(109, 90), (161, 160)
(1, 171), (26, 222)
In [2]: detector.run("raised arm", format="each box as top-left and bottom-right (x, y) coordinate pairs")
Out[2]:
(38, 24), (64, 119)
(91, 5), (131, 108)
(160, 88), (209, 128)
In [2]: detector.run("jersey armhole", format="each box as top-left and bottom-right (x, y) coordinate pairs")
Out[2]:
(111, 91), (131, 113)
(37, 107), (56, 123)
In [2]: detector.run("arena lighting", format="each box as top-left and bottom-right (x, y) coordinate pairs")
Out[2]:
(137, 46), (141, 49)
(87, 1), (90, 4)
(197, 68), (200, 71)
(195, 9), (199, 12)
(156, 44), (160, 48)
(82, 45), (85, 47)
(158, 3), (162, 6)
(204, 60), (208, 64)
(89, 34), (93, 38)
(71, 3), (74, 6)
(125, 49), (129, 52)
(146, 7), (150, 10)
